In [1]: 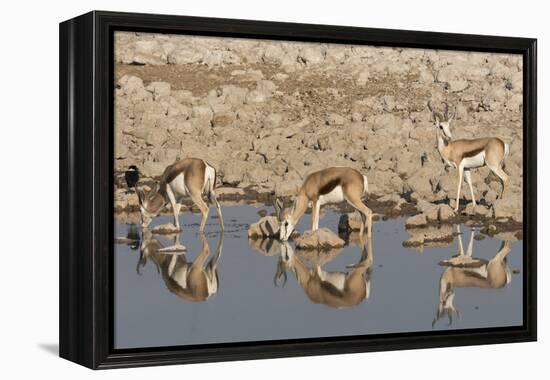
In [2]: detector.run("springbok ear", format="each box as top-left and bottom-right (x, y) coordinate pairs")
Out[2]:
(274, 198), (284, 214)
(448, 106), (457, 122)
(434, 114), (440, 124)
(273, 259), (288, 288)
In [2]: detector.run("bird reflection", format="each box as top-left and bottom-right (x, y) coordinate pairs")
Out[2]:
(256, 234), (374, 308)
(126, 224), (141, 250)
(137, 228), (224, 302)
(433, 226), (513, 327)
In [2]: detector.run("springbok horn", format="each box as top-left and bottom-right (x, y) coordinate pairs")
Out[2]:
(449, 105), (457, 121)
(443, 101), (450, 120)
(427, 101), (442, 122)
(427, 100), (434, 112)
(274, 198), (283, 215)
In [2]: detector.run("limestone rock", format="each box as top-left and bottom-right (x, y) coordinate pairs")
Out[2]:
(406, 172), (434, 198)
(416, 199), (438, 214)
(405, 213), (428, 228)
(294, 228), (345, 250)
(449, 79), (468, 92)
(168, 49), (203, 64)
(326, 113), (346, 126)
(377, 194), (401, 204)
(403, 225), (454, 247)
(131, 39), (166, 65)
(492, 196), (522, 222)
(298, 47), (325, 65)
(152, 223), (181, 234)
(145, 81), (171, 100)
(463, 203), (490, 217)
(274, 180), (302, 197)
(439, 256), (485, 268)
(426, 207), (440, 223)
(141, 161), (166, 178)
(113, 34), (524, 226)
(215, 187), (245, 198)
(438, 204), (456, 222)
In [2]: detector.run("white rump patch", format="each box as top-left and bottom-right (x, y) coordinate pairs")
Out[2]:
(172, 265), (189, 288)
(318, 270), (346, 291)
(204, 163), (216, 194)
(206, 268), (218, 296)
(469, 265), (488, 279)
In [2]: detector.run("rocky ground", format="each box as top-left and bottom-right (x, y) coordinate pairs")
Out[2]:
(114, 32), (523, 236)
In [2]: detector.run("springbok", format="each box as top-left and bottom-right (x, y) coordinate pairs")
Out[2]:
(273, 234), (373, 308)
(137, 229), (223, 302)
(428, 102), (510, 211)
(432, 226), (512, 327)
(275, 167), (372, 241)
(136, 158), (224, 231)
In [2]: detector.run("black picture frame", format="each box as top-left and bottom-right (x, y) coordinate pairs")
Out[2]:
(59, 10), (537, 369)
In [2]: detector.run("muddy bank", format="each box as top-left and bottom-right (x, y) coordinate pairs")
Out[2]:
(114, 32), (523, 229)
(115, 196), (522, 247)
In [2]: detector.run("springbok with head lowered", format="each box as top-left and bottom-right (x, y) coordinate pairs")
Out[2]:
(136, 158), (224, 231)
(275, 167), (372, 240)
(428, 101), (510, 211)
(274, 235), (373, 308)
(137, 229), (223, 302)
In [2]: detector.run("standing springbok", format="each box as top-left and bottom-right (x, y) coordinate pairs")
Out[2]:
(428, 102), (510, 211)
(273, 235), (373, 308)
(136, 158), (224, 231)
(275, 167), (372, 240)
(432, 226), (512, 327)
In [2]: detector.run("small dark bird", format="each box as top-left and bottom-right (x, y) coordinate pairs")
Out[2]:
(125, 165), (140, 191)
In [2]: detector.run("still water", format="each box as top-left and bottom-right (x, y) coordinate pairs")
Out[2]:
(114, 204), (523, 349)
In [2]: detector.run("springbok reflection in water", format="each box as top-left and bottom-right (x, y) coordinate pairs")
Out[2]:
(433, 226), (512, 327)
(272, 234), (374, 308)
(138, 228), (223, 302)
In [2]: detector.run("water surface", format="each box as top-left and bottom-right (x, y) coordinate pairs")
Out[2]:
(114, 204), (523, 349)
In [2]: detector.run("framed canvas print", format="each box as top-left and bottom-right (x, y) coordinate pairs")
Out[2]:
(59, 11), (537, 369)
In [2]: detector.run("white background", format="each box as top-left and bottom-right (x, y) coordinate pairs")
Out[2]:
(0, 0), (546, 378)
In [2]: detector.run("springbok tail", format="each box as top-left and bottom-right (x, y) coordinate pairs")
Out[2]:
(362, 175), (369, 198)
(205, 162), (224, 230)
(505, 143), (510, 160)
(502, 142), (511, 170)
(204, 163), (217, 202)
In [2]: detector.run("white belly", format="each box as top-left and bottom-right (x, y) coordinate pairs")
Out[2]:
(462, 151), (486, 169)
(172, 266), (190, 288)
(319, 185), (345, 206)
(206, 268), (218, 296)
(468, 265), (488, 279)
(169, 173), (188, 198)
(318, 270), (347, 291)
